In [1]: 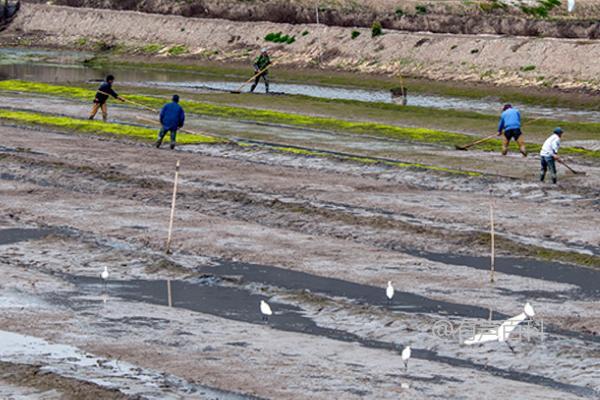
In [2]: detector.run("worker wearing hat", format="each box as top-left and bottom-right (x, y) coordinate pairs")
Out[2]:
(250, 48), (271, 93)
(540, 127), (565, 184)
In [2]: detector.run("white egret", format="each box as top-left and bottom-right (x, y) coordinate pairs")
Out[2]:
(464, 302), (536, 352)
(386, 281), (394, 302)
(568, 0), (575, 13)
(401, 346), (411, 372)
(260, 300), (273, 321)
(101, 266), (109, 292)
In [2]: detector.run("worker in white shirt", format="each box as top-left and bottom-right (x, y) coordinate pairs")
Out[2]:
(540, 127), (564, 184)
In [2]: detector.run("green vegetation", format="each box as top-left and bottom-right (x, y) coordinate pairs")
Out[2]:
(520, 64), (536, 72)
(371, 21), (383, 37)
(520, 0), (561, 18)
(168, 45), (188, 56)
(351, 30), (361, 40)
(2, 80), (600, 159)
(479, 0), (508, 13)
(395, 8), (404, 17)
(264, 32), (296, 44)
(0, 108), (221, 144)
(74, 38), (88, 47)
(141, 44), (163, 54)
(302, 30), (309, 36)
(415, 5), (428, 14)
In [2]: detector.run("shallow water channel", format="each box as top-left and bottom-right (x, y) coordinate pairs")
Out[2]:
(1, 47), (599, 122)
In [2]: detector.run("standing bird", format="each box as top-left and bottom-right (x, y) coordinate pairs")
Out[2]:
(568, 0), (575, 13)
(386, 281), (394, 303)
(464, 302), (536, 353)
(101, 266), (109, 292)
(260, 300), (273, 321)
(401, 346), (411, 372)
(101, 266), (109, 281)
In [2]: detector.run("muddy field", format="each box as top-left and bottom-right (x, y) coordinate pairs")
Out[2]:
(1, 3), (600, 395)
(1, 48), (600, 398)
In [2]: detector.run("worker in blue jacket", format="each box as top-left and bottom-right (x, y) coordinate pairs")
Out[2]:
(497, 104), (527, 157)
(156, 95), (185, 150)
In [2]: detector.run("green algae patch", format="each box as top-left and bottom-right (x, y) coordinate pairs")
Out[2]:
(3, 80), (599, 159)
(0, 109), (222, 144)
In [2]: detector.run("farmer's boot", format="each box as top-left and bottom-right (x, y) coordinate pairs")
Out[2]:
(102, 113), (108, 122)
(170, 141), (176, 150)
(539, 171), (545, 182)
(250, 83), (257, 93)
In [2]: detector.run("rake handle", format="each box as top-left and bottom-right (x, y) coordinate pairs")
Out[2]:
(237, 62), (275, 92)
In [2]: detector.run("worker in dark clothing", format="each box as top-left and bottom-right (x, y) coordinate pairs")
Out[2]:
(497, 104), (527, 157)
(156, 95), (185, 150)
(89, 75), (124, 122)
(250, 48), (271, 93)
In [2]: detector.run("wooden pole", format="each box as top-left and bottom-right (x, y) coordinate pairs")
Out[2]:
(489, 193), (496, 283)
(165, 160), (180, 254)
(316, 5), (323, 66)
(167, 279), (173, 307)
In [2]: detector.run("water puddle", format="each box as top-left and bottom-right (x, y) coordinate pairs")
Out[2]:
(0, 329), (257, 400)
(1, 48), (599, 122)
(0, 228), (55, 246)
(63, 271), (598, 398)
(414, 251), (600, 297)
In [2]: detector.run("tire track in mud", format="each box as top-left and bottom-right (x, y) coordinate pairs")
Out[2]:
(2, 151), (599, 297)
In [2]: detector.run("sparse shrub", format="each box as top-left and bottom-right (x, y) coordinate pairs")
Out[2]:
(470, 48), (480, 54)
(302, 30), (309, 36)
(371, 21), (382, 37)
(168, 45), (188, 56)
(351, 30), (361, 39)
(395, 8), (404, 17)
(520, 0), (561, 18)
(415, 5), (428, 15)
(264, 32), (296, 44)
(521, 64), (536, 72)
(479, 0), (508, 13)
(141, 44), (162, 54)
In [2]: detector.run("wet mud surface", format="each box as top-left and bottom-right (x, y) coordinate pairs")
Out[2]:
(0, 48), (599, 399)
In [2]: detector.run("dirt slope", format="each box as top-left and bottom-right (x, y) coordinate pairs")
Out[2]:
(5, 3), (600, 92)
(23, 0), (600, 38)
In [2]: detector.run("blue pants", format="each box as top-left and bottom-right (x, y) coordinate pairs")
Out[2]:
(540, 156), (557, 183)
(157, 127), (177, 144)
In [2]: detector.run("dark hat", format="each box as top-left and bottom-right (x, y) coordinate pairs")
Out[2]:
(172, 94), (180, 103)
(502, 104), (512, 111)
(106, 75), (115, 82)
(553, 127), (564, 135)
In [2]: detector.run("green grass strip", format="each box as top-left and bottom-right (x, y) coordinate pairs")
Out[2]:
(2, 80), (599, 159)
(0, 108), (222, 144)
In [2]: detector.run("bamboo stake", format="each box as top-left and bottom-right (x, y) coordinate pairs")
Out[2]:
(489, 192), (496, 284)
(167, 279), (173, 307)
(165, 160), (180, 254)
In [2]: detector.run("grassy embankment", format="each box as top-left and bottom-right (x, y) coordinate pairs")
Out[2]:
(1, 80), (599, 160)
